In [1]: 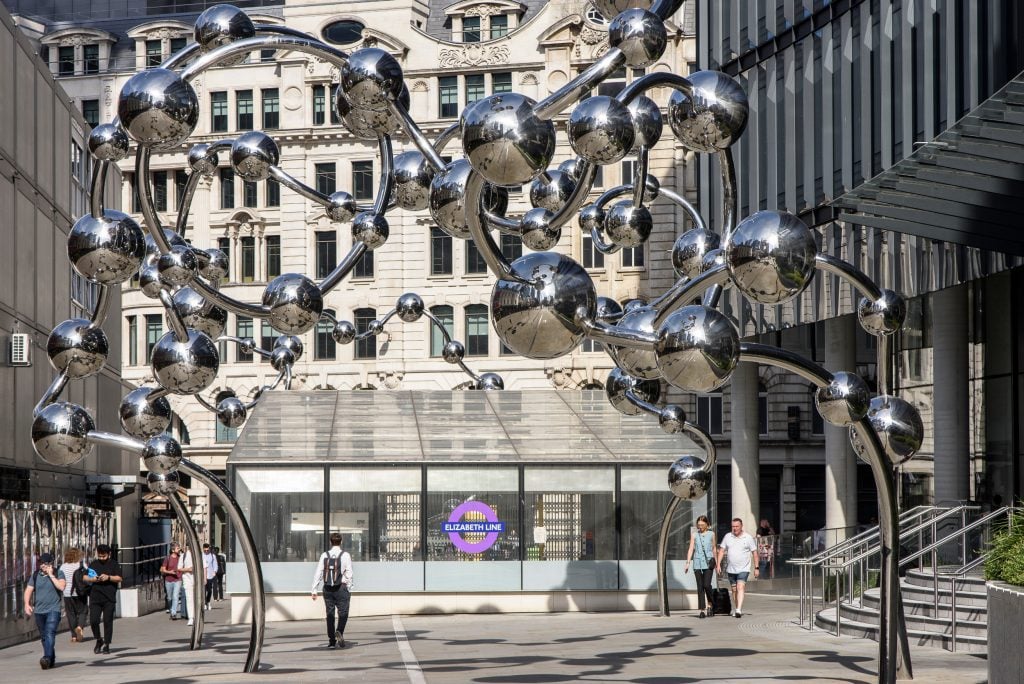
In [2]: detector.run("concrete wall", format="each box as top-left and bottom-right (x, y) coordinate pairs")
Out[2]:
(988, 581), (1024, 684)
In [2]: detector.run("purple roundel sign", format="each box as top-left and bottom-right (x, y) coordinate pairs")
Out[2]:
(443, 501), (505, 554)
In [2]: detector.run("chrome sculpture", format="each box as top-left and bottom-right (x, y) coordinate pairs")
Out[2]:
(30, 3), (922, 681)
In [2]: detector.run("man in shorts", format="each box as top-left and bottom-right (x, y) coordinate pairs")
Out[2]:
(717, 517), (758, 617)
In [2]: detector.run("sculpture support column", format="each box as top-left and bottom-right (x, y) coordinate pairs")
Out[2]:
(825, 314), (858, 540)
(932, 285), (969, 504)
(167, 492), (205, 650)
(731, 361), (760, 528)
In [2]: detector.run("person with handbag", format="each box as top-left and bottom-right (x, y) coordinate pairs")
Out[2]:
(683, 515), (718, 618)
(58, 547), (89, 643)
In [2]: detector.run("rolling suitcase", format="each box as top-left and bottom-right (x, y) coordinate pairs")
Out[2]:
(712, 583), (732, 616)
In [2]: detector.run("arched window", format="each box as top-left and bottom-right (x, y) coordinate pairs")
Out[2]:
(465, 304), (489, 356)
(214, 393), (238, 443)
(323, 20), (365, 46)
(354, 308), (376, 359)
(429, 305), (454, 357)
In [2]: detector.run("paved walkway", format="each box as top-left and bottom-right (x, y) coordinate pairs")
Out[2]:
(1, 594), (987, 683)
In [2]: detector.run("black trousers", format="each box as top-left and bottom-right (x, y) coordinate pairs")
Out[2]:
(89, 599), (116, 644)
(214, 574), (224, 600)
(204, 578), (215, 605)
(323, 585), (350, 643)
(64, 595), (89, 632)
(693, 568), (715, 611)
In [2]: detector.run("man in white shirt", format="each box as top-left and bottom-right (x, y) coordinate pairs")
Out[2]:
(202, 544), (218, 611)
(717, 517), (759, 618)
(312, 532), (354, 649)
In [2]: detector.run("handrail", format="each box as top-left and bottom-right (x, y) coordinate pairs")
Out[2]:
(895, 506), (1011, 570)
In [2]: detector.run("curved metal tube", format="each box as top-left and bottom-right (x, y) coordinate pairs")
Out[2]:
(432, 122), (461, 153)
(591, 224), (621, 255)
(89, 161), (108, 219)
(651, 264), (732, 328)
(422, 310), (481, 381)
(616, 72), (693, 106)
(318, 242), (368, 296)
(578, 317), (658, 349)
(390, 101), (446, 172)
(632, 147), (651, 208)
(268, 165), (331, 208)
(658, 187), (710, 234)
(739, 343), (832, 387)
(814, 254), (884, 302)
(534, 49), (626, 120)
(463, 169), (515, 280)
(650, 0), (686, 20)
(166, 491), (206, 650)
(89, 285), (113, 328)
(718, 148), (737, 244)
(195, 393), (217, 412)
(372, 135), (395, 215)
(179, 458), (265, 674)
(158, 288), (190, 343)
(181, 35), (348, 81)
(85, 429), (143, 453)
(175, 168), (204, 238)
(160, 42), (202, 70)
(34, 371), (69, 417)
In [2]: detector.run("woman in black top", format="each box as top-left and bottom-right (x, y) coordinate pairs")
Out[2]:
(86, 544), (123, 654)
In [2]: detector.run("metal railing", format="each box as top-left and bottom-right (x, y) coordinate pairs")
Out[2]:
(117, 542), (171, 589)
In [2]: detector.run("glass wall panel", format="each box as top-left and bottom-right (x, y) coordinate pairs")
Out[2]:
(235, 468), (324, 562)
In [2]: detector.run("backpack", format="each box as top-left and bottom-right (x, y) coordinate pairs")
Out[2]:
(72, 561), (91, 599)
(323, 553), (342, 588)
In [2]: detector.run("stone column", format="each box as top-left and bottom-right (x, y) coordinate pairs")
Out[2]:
(825, 314), (858, 539)
(730, 360), (760, 529)
(932, 284), (969, 504)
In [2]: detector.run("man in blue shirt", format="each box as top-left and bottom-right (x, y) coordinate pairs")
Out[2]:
(24, 552), (66, 670)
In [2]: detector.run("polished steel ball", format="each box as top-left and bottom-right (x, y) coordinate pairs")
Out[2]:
(217, 395), (247, 429)
(270, 346), (295, 372)
(201, 247), (229, 282)
(655, 305), (740, 392)
(335, 84), (409, 139)
(138, 264), (162, 299)
(521, 208), (561, 251)
(591, 0), (653, 21)
(188, 143), (219, 176)
(529, 170), (576, 212)
(352, 211), (389, 250)
(725, 210), (817, 305)
(274, 334), (304, 361)
(701, 247), (726, 273)
(815, 372), (871, 427)
(442, 340), (465, 364)
(142, 433), (182, 474)
(147, 470), (180, 496)
(667, 70), (749, 153)
(172, 287), (227, 338)
(88, 123), (130, 162)
(604, 201), (652, 248)
(340, 47), (404, 110)
(157, 244), (198, 287)
(864, 395), (925, 466)
(368, 319), (385, 336)
(327, 191), (357, 223)
(396, 293), (426, 323)
(595, 296), (624, 321)
(47, 319), (109, 379)
(117, 68), (199, 150)
(659, 404), (687, 434)
(119, 387), (172, 439)
(858, 289), (907, 337)
(491, 252), (596, 359)
(668, 455), (711, 500)
(144, 228), (189, 263)
(475, 373), (505, 390)
(262, 273), (324, 335)
(579, 204), (606, 234)
(640, 173), (661, 200)
(605, 367), (660, 416)
(608, 9), (667, 68)
(429, 159), (509, 239)
(333, 320), (356, 344)
(627, 95), (664, 150)
(672, 228), (721, 279)
(461, 92), (557, 186)
(194, 4), (255, 63)
(239, 337), (257, 354)
(31, 402), (95, 466)
(557, 158), (583, 182)
(230, 131), (280, 182)
(151, 330), (220, 394)
(67, 210), (146, 285)
(393, 151), (435, 211)
(568, 96), (636, 165)
(608, 306), (661, 379)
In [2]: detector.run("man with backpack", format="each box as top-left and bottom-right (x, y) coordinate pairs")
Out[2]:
(311, 532), (353, 650)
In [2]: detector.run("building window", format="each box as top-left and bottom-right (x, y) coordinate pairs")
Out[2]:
(240, 236), (255, 282)
(329, 84), (340, 124)
(262, 88), (279, 129)
(490, 14), (509, 39)
(462, 16), (481, 42)
(145, 314), (162, 359)
(243, 180), (258, 208)
(598, 66), (627, 98)
(315, 163), (336, 196)
(354, 308), (376, 359)
(354, 251), (374, 278)
(352, 161), (373, 200)
(316, 309), (336, 360)
(465, 304), (489, 356)
(236, 317), (254, 361)
(217, 237), (231, 282)
(260, 320), (275, 362)
(211, 92), (228, 132)
(466, 74), (486, 104)
(696, 392), (723, 435)
(581, 234), (605, 270)
(216, 418), (238, 443)
(58, 46), (74, 76)
(492, 72), (513, 94)
(260, 48), (276, 62)
(127, 315), (137, 366)
(500, 233), (522, 261)
(146, 39), (162, 67)
(81, 99), (99, 128)
(621, 157), (637, 186)
(315, 231), (336, 279)
(265, 235), (280, 278)
(758, 383), (769, 437)
(580, 338), (600, 352)
(323, 19), (365, 45)
(431, 227), (452, 275)
(152, 170), (167, 212)
(220, 168), (234, 208)
(429, 305), (454, 357)
(621, 245), (645, 268)
(266, 177), (280, 207)
(312, 84), (326, 125)
(466, 239), (488, 274)
(83, 44), (100, 74)
(170, 37), (187, 54)
(439, 76), (458, 118)
(174, 170), (189, 208)
(237, 90), (253, 130)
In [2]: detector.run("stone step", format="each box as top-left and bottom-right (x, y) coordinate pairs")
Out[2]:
(904, 568), (987, 592)
(838, 601), (989, 638)
(897, 581), (988, 607)
(814, 606), (989, 654)
(862, 588), (988, 622)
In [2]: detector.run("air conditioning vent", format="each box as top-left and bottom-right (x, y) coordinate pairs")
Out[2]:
(9, 333), (31, 366)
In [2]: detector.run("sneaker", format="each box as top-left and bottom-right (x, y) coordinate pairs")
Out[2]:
(101, 645), (110, 654)
(327, 642), (336, 650)
(735, 611), (742, 618)
(339, 638), (345, 648)
(39, 657), (51, 670)
(205, 603), (211, 611)
(93, 639), (104, 654)
(335, 630), (342, 644)
(699, 611), (705, 619)
(171, 614), (178, 620)
(187, 620), (194, 626)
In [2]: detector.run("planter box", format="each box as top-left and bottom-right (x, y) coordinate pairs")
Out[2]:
(988, 581), (1024, 684)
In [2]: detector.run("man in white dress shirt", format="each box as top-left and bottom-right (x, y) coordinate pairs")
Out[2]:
(312, 532), (354, 649)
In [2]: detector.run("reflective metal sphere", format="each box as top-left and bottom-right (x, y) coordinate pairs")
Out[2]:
(529, 170), (576, 212)
(521, 208), (561, 251)
(557, 158), (583, 182)
(668, 455), (711, 500)
(672, 228), (721, 279)
(442, 340), (465, 364)
(655, 305), (740, 392)
(429, 159), (509, 239)
(31, 402), (95, 466)
(47, 319), (109, 379)
(393, 151), (435, 211)
(608, 9), (667, 68)
(352, 211), (389, 250)
(138, 264), (163, 299)
(627, 95), (664, 150)
(194, 4), (255, 65)
(333, 320), (356, 344)
(67, 210), (146, 285)
(157, 244), (198, 287)
(815, 372), (871, 427)
(858, 289), (907, 337)
(865, 395), (925, 466)
(270, 346), (295, 372)
(151, 330), (220, 394)
(368, 319), (385, 336)
(262, 273), (324, 335)
(217, 395), (247, 429)
(605, 367), (661, 416)
(274, 334), (304, 361)
(604, 201), (652, 248)
(591, 0), (654, 21)
(608, 306), (661, 379)
(461, 93), (557, 186)
(667, 70), (749, 153)
(335, 84), (410, 139)
(568, 96), (636, 165)
(144, 229), (189, 263)
(88, 123), (130, 162)
(701, 247), (726, 273)
(119, 387), (172, 439)
(142, 433), (182, 474)
(117, 68), (199, 150)
(188, 143), (219, 176)
(579, 204), (606, 235)
(340, 47), (404, 111)
(475, 372), (505, 390)
(201, 247), (229, 282)
(172, 287), (227, 338)
(147, 470), (180, 496)
(230, 131), (280, 182)
(396, 292), (426, 323)
(595, 296), (624, 321)
(725, 210), (817, 305)
(491, 252), (596, 359)
(327, 191), (357, 223)
(659, 404), (687, 434)
(622, 298), (648, 314)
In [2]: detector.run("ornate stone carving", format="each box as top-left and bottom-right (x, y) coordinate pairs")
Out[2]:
(439, 44), (510, 68)
(520, 72), (538, 86)
(465, 4), (503, 17)
(59, 35), (85, 47)
(411, 80), (429, 93)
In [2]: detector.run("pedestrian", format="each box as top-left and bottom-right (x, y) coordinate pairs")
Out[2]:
(716, 518), (758, 618)
(311, 532), (353, 649)
(683, 515), (718, 618)
(202, 543), (218, 611)
(24, 552), (66, 670)
(58, 547), (89, 643)
(86, 543), (123, 654)
(180, 546), (197, 626)
(756, 519), (776, 577)
(214, 546), (227, 601)
(160, 542), (183, 620)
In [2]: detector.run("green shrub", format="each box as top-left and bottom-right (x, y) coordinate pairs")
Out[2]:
(985, 509), (1024, 586)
